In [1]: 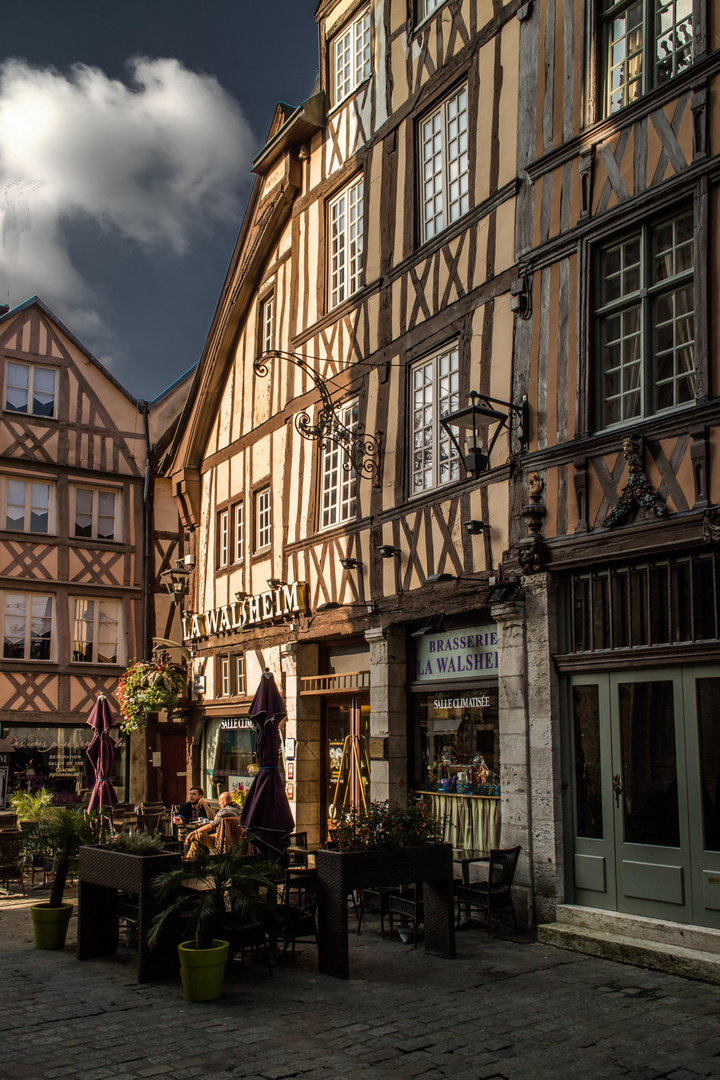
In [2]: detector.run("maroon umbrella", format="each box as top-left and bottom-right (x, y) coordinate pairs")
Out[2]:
(85, 694), (119, 812)
(240, 670), (294, 860)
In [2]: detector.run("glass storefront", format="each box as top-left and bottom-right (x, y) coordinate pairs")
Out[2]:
(2, 723), (126, 803)
(410, 689), (500, 795)
(202, 717), (286, 802)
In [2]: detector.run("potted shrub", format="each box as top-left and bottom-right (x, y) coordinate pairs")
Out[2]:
(117, 658), (185, 733)
(29, 807), (108, 950)
(148, 840), (278, 1001)
(316, 799), (454, 978)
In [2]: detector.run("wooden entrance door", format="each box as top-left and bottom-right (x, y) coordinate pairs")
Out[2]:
(160, 731), (188, 808)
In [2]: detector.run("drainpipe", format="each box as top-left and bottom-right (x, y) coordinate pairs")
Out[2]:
(139, 401), (153, 661)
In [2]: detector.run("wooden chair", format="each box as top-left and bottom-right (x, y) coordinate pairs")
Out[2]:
(136, 811), (162, 834)
(215, 816), (245, 853)
(279, 868), (319, 960)
(0, 829), (25, 896)
(455, 846), (521, 933)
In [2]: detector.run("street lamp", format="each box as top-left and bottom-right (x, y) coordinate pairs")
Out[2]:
(440, 392), (529, 478)
(160, 561), (191, 603)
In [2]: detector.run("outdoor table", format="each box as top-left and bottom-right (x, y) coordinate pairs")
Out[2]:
(452, 848), (490, 885)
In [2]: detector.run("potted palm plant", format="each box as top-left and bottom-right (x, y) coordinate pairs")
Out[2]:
(148, 840), (278, 1001)
(30, 807), (108, 949)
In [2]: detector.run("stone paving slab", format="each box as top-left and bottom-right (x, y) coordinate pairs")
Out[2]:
(3, 888), (720, 1080)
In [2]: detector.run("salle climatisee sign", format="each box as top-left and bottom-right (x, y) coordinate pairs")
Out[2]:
(182, 581), (307, 642)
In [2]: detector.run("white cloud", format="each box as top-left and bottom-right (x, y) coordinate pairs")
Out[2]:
(0, 56), (255, 326)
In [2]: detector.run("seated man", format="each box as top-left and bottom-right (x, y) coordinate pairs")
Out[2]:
(173, 786), (214, 826)
(185, 791), (242, 855)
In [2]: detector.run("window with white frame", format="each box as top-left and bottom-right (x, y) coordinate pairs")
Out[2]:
(420, 85), (469, 243)
(236, 655), (246, 696)
(595, 211), (694, 427)
(218, 509), (229, 569)
(3, 593), (52, 660)
(5, 362), (57, 417)
(321, 399), (359, 529)
(602, 0), (693, 116)
(71, 598), (121, 664)
(417, 0), (444, 21)
(3, 477), (53, 534)
(221, 658), (230, 697)
(411, 344), (460, 494)
(74, 488), (118, 541)
(255, 488), (271, 550)
(329, 178), (364, 309)
(234, 502), (245, 564)
(261, 294), (275, 355)
(332, 8), (371, 105)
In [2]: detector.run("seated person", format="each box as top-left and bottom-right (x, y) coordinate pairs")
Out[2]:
(173, 786), (214, 826)
(185, 791), (242, 854)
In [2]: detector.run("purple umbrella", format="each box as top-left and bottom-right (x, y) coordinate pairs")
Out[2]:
(85, 694), (119, 812)
(240, 670), (294, 860)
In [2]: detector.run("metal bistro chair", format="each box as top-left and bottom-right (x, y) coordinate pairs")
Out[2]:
(388, 885), (424, 949)
(279, 867), (319, 961)
(285, 831), (308, 868)
(0, 829), (25, 896)
(455, 846), (521, 934)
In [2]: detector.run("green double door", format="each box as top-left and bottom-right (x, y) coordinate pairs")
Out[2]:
(570, 666), (720, 927)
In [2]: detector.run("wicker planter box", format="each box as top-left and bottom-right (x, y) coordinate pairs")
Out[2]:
(77, 846), (182, 982)
(315, 844), (455, 978)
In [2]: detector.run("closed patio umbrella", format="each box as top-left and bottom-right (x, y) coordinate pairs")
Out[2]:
(240, 669), (294, 860)
(85, 694), (118, 812)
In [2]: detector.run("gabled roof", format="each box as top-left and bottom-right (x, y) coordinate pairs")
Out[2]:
(0, 295), (139, 405)
(0, 295), (191, 410)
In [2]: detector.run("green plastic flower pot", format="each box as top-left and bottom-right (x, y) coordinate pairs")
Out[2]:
(178, 939), (229, 1001)
(30, 903), (74, 950)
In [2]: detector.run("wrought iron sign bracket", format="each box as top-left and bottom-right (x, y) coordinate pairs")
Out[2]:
(253, 349), (382, 484)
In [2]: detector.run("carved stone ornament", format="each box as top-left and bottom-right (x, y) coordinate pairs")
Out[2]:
(517, 472), (546, 574)
(518, 536), (545, 575)
(603, 435), (669, 528)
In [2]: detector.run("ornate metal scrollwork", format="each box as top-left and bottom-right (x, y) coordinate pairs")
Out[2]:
(253, 350), (381, 481)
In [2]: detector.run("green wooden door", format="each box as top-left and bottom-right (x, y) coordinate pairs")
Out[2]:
(569, 667), (719, 924)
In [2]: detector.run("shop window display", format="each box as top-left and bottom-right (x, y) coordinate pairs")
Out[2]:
(411, 690), (500, 795)
(203, 717), (284, 802)
(3, 723), (125, 802)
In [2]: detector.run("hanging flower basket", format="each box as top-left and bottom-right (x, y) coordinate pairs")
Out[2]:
(117, 660), (185, 733)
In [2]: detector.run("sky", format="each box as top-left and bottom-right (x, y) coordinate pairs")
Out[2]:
(0, 1), (320, 400)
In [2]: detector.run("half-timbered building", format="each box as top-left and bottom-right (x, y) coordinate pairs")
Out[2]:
(507, 0), (720, 949)
(167, 0), (720, 948)
(168, 0), (528, 911)
(0, 298), (189, 807)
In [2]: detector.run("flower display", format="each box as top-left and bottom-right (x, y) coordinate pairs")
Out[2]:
(116, 660), (185, 733)
(333, 798), (443, 852)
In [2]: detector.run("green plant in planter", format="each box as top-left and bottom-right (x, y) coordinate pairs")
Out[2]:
(28, 808), (109, 950)
(149, 840), (279, 1001)
(112, 828), (165, 855)
(10, 787), (53, 822)
(149, 840), (277, 951)
(333, 798), (443, 852)
(117, 658), (185, 733)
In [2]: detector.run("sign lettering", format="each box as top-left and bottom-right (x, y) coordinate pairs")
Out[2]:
(415, 624), (498, 683)
(183, 581), (307, 641)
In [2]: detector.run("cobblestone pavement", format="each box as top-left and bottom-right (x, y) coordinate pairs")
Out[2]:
(3, 887), (720, 1080)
